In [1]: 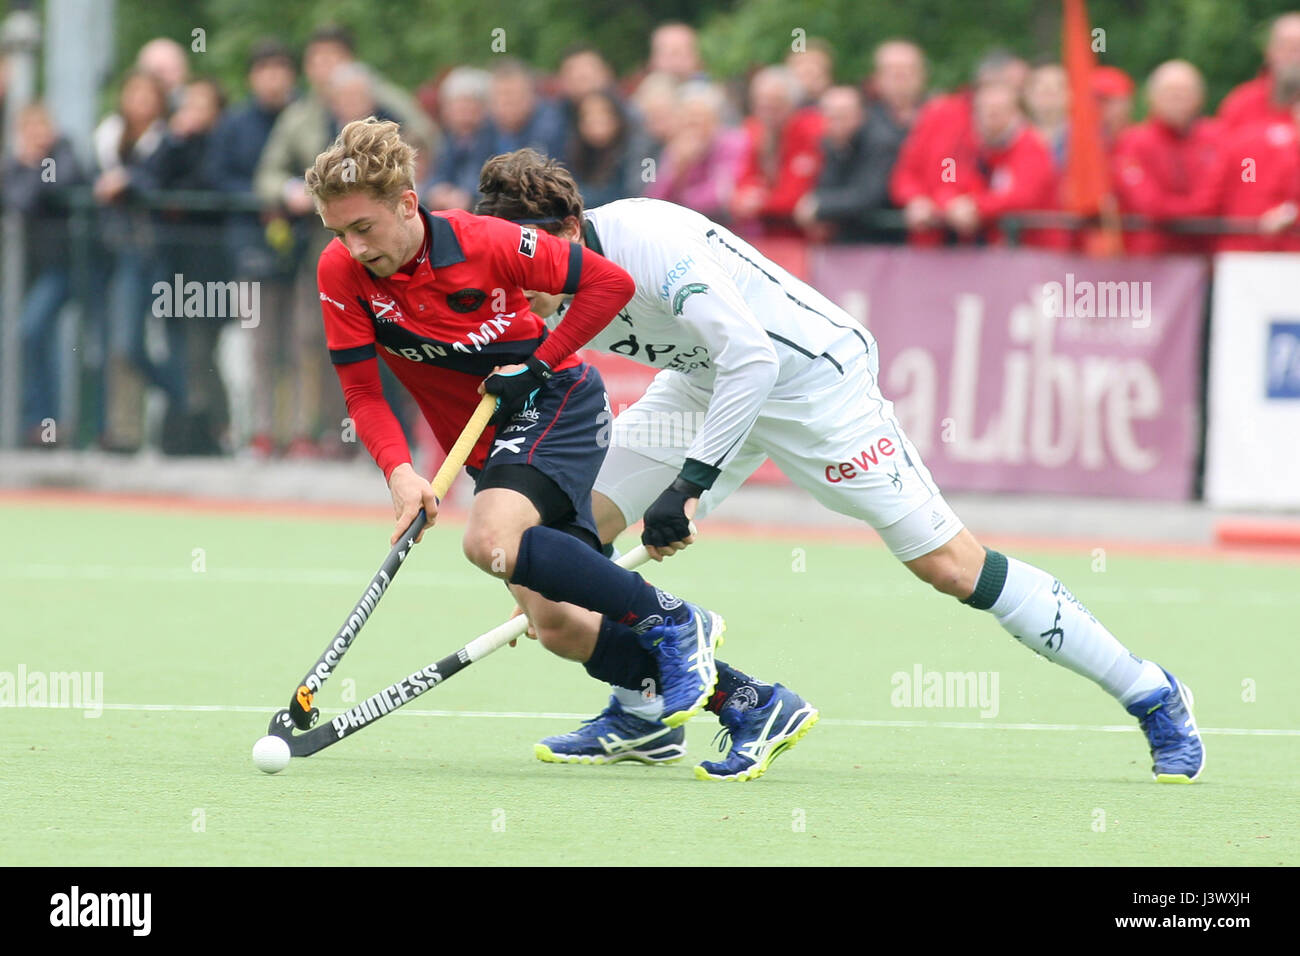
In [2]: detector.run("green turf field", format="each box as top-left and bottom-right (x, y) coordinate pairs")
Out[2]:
(3, 500), (1297, 865)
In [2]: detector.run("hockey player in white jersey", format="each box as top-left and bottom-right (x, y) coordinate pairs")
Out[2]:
(475, 149), (1204, 784)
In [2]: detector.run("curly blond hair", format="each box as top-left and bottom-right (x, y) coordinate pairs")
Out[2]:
(305, 116), (416, 206)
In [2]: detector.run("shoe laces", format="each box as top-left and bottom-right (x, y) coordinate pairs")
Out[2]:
(648, 616), (681, 658)
(710, 724), (733, 755)
(576, 700), (622, 732)
(1138, 698), (1181, 750)
(709, 706), (744, 754)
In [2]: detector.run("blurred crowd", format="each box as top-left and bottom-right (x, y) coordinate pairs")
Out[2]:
(6, 16), (1300, 456)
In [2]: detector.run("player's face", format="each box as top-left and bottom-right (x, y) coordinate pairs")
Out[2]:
(319, 190), (422, 277)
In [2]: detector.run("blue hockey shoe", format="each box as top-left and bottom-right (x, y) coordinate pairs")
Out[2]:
(695, 683), (819, 782)
(534, 696), (685, 765)
(637, 602), (723, 728)
(1126, 667), (1205, 783)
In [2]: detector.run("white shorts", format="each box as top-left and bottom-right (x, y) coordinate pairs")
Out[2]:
(594, 352), (963, 562)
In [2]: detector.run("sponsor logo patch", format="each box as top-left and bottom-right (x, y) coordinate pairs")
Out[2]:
(447, 288), (487, 313)
(824, 436), (897, 483)
(671, 282), (709, 316)
(658, 255), (696, 300)
(370, 296), (402, 323)
(518, 226), (537, 258)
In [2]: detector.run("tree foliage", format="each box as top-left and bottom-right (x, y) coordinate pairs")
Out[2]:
(100, 0), (1300, 111)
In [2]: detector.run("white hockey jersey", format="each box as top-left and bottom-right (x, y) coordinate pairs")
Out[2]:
(559, 198), (875, 473)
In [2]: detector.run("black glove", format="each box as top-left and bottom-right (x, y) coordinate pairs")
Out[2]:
(483, 356), (552, 425)
(642, 475), (705, 548)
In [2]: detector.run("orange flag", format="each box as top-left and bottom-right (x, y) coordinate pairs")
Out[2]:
(1062, 0), (1122, 253)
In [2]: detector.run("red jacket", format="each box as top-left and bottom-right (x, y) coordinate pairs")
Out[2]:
(971, 125), (1063, 248)
(1218, 73), (1292, 130)
(888, 91), (986, 245)
(317, 207), (634, 477)
(731, 106), (824, 236)
(1112, 118), (1221, 253)
(889, 91), (979, 207)
(1209, 117), (1300, 251)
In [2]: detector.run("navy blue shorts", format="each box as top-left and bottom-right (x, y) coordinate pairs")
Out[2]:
(470, 362), (608, 549)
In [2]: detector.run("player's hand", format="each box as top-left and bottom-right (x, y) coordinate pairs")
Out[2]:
(1260, 201), (1298, 235)
(481, 357), (552, 425)
(733, 186), (765, 219)
(507, 605), (537, 648)
(944, 195), (980, 235)
(903, 196), (936, 229)
(793, 193), (819, 228)
(388, 462), (438, 545)
(642, 479), (702, 560)
(93, 168), (130, 203)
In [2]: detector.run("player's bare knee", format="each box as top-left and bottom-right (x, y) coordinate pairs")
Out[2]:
(930, 563), (974, 599)
(462, 527), (519, 578)
(908, 554), (972, 598)
(533, 622), (588, 661)
(592, 492), (629, 546)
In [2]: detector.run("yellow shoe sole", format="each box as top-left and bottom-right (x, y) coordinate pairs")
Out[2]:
(694, 708), (820, 782)
(533, 743), (685, 766)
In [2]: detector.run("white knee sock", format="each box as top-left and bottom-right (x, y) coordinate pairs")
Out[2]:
(966, 550), (1169, 706)
(613, 684), (664, 722)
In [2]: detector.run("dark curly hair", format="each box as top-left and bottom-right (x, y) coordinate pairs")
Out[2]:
(475, 148), (585, 234)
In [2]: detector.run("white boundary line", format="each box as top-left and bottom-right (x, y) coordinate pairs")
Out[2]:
(74, 702), (1300, 736)
(4, 565), (1299, 605)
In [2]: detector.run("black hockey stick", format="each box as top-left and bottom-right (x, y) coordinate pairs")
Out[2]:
(266, 542), (657, 756)
(285, 393), (498, 730)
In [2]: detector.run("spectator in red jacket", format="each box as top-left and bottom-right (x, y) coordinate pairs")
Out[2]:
(730, 65), (824, 238)
(1092, 66), (1136, 148)
(1113, 60), (1221, 254)
(1209, 71), (1300, 251)
(891, 50), (1028, 245)
(1218, 12), (1300, 130)
(943, 82), (1061, 247)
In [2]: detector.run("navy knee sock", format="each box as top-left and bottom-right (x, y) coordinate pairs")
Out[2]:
(706, 661), (774, 714)
(511, 525), (687, 630)
(583, 618), (659, 690)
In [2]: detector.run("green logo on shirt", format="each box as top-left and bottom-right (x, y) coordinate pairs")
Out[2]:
(672, 282), (709, 316)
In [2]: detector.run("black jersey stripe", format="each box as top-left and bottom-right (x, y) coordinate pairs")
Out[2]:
(705, 228), (870, 355)
(766, 331), (844, 374)
(330, 343), (377, 365)
(582, 217), (604, 256)
(355, 294), (546, 375)
(562, 242), (583, 295)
